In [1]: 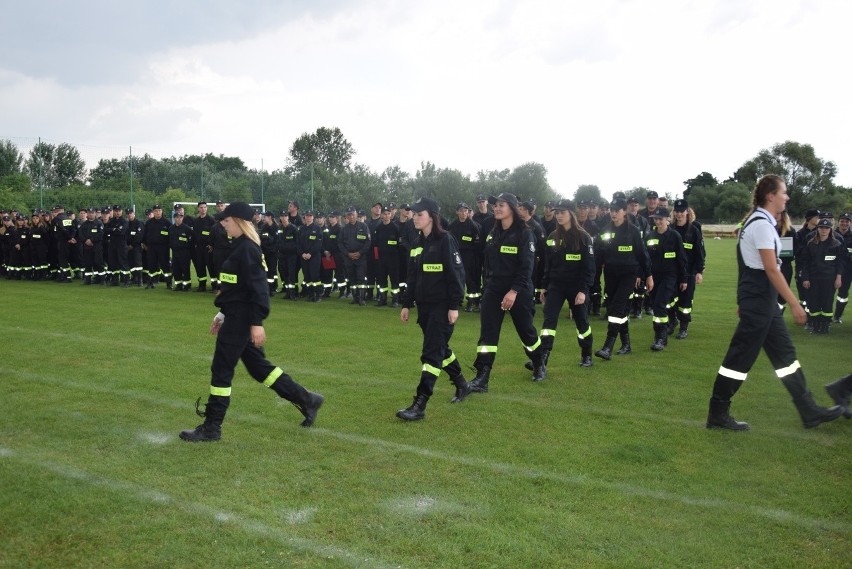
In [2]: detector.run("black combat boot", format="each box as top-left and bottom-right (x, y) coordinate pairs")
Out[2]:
(450, 375), (471, 403)
(391, 293), (400, 308)
(824, 374), (852, 418)
(579, 349), (593, 367)
(376, 292), (387, 307)
(616, 327), (631, 355)
(464, 300), (474, 313)
(650, 324), (666, 351)
(180, 397), (227, 442)
(365, 288), (374, 301)
(706, 398), (749, 431)
(595, 336), (617, 360)
(791, 392), (843, 428)
(396, 393), (429, 421)
(676, 321), (689, 339)
(338, 285), (347, 299)
(349, 289), (360, 305)
(295, 391), (325, 427)
(469, 365), (491, 393)
(531, 349), (548, 382)
(358, 289), (366, 306)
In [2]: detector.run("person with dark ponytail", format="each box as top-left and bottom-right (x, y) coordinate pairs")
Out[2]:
(706, 175), (843, 430)
(180, 202), (324, 442)
(395, 197), (470, 421)
(468, 192), (547, 392)
(532, 200), (596, 368)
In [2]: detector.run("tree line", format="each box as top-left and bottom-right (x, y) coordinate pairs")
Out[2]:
(1, 129), (848, 222)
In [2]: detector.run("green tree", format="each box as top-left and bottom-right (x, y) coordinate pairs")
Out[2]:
(573, 184), (603, 205)
(683, 171), (718, 199)
(288, 127), (354, 176)
(25, 142), (86, 189)
(0, 173), (32, 194)
(507, 162), (556, 206)
(0, 140), (24, 177)
(219, 177), (251, 204)
(731, 141), (838, 214)
(689, 182), (751, 222)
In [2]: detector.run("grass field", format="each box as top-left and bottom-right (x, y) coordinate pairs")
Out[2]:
(1, 238), (849, 568)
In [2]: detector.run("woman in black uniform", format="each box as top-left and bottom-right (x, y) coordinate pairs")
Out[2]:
(468, 192), (546, 391)
(670, 199), (705, 339)
(535, 200), (596, 368)
(180, 202), (324, 442)
(800, 217), (846, 334)
(706, 175), (842, 430)
(593, 198), (652, 360)
(396, 197), (470, 421)
(645, 207), (687, 351)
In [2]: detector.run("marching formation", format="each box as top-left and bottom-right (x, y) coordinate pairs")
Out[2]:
(2, 179), (849, 436)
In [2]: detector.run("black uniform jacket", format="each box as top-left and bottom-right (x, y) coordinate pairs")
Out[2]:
(448, 218), (480, 252)
(646, 227), (687, 283)
(297, 222), (324, 256)
(192, 215), (216, 248)
(482, 222), (536, 292)
(402, 230), (465, 310)
(277, 224), (298, 255)
(340, 221), (372, 256)
(373, 221), (401, 256)
(594, 221), (650, 277)
(215, 236), (270, 326)
(800, 236), (846, 281)
(144, 217), (171, 246)
(541, 230), (595, 294)
(673, 222), (706, 275)
(169, 223), (193, 251)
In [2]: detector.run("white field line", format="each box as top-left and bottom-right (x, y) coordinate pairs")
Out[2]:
(0, 444), (406, 569)
(8, 369), (849, 533)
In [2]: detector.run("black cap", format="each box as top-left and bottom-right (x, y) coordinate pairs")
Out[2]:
(112, 204), (122, 210)
(152, 204), (162, 210)
(839, 212), (851, 221)
(544, 200), (554, 208)
(488, 193), (519, 208)
(650, 207), (670, 218)
(612, 191), (627, 200)
(819, 211), (833, 219)
(673, 199), (688, 212)
(100, 207), (111, 214)
(646, 191), (659, 199)
(388, 202), (396, 209)
(456, 202), (469, 211)
(316, 211), (325, 217)
(215, 200), (224, 205)
(1, 215), (9, 221)
(519, 198), (535, 211)
(816, 218), (833, 228)
(476, 194), (487, 202)
(357, 209), (366, 216)
(373, 201), (383, 208)
(610, 198), (627, 211)
(328, 211), (340, 217)
(87, 207), (96, 213)
(280, 210), (288, 216)
(382, 206), (393, 213)
(145, 209), (152, 215)
(303, 210), (315, 217)
(288, 200), (299, 208)
(552, 199), (573, 211)
(804, 208), (820, 220)
(215, 201), (255, 221)
(577, 200), (589, 208)
(400, 203), (411, 210)
(52, 204), (64, 211)
(409, 197), (441, 214)
(345, 206), (357, 214)
(174, 204), (183, 210)
(126, 208), (135, 213)
(262, 211), (274, 218)
(627, 196), (640, 204)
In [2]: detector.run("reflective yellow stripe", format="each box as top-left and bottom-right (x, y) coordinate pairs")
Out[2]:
(262, 367), (284, 387)
(422, 363), (441, 377)
(577, 326), (592, 339)
(220, 272), (237, 284)
(646, 239), (659, 246)
(540, 329), (556, 337)
(825, 255), (836, 261)
(565, 254), (581, 261)
(477, 345), (498, 353)
(423, 264), (443, 272)
(461, 236), (473, 241)
(546, 239), (555, 246)
(684, 243), (693, 249)
(387, 240), (398, 245)
(357, 234), (367, 239)
(664, 251), (676, 258)
(500, 246), (518, 254)
(442, 353), (457, 367)
(617, 246), (632, 252)
(210, 386), (232, 396)
(608, 315), (629, 324)
(775, 360), (801, 378)
(410, 247), (423, 258)
(524, 337), (542, 352)
(652, 316), (669, 323)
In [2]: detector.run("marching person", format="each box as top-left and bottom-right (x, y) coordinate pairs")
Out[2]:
(670, 199), (705, 338)
(168, 211), (193, 291)
(800, 217), (846, 334)
(209, 201), (232, 292)
(180, 202), (324, 442)
(645, 207), (687, 351)
(534, 200), (596, 368)
(396, 197), (470, 421)
(834, 212), (852, 323)
(276, 211), (299, 300)
(593, 197), (652, 360)
(706, 174), (842, 430)
(468, 192), (547, 391)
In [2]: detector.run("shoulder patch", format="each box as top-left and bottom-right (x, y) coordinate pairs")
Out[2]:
(454, 252), (462, 265)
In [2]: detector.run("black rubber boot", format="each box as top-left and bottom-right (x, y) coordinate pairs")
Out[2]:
(616, 327), (631, 355)
(396, 393), (429, 421)
(338, 285), (347, 298)
(376, 292), (387, 307)
(706, 398), (749, 431)
(650, 324), (666, 351)
(833, 301), (846, 323)
(180, 396), (227, 442)
(531, 349), (548, 382)
(450, 375), (471, 403)
(469, 365), (491, 393)
(824, 374), (852, 418)
(296, 391), (324, 427)
(595, 336), (616, 360)
(676, 321), (689, 339)
(391, 293), (400, 308)
(349, 289), (360, 305)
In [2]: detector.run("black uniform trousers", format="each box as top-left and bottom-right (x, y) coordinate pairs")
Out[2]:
(414, 302), (463, 398)
(277, 252), (299, 292)
(540, 284), (593, 356)
(81, 244), (103, 279)
(460, 250), (481, 303)
(301, 255), (321, 291)
(474, 280), (541, 369)
(672, 274), (696, 324)
(807, 277), (835, 319)
(128, 245), (143, 282)
(108, 243), (129, 279)
(147, 244), (170, 281)
(603, 266), (636, 338)
(192, 245), (212, 286)
(376, 253), (400, 294)
(711, 267), (804, 403)
(344, 256), (367, 293)
(172, 249), (192, 286)
(206, 309), (310, 422)
(650, 271), (677, 325)
(835, 266), (851, 319)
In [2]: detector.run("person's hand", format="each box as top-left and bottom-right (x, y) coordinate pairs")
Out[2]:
(802, 280), (810, 289)
(400, 307), (409, 322)
(14, 244), (20, 250)
(210, 312), (225, 335)
(501, 289), (518, 311)
(695, 273), (703, 285)
(250, 325), (266, 347)
(646, 276), (654, 293)
(574, 291), (586, 306)
(791, 303), (807, 326)
(835, 274), (842, 290)
(679, 282), (687, 292)
(448, 309), (459, 325)
(539, 290), (547, 304)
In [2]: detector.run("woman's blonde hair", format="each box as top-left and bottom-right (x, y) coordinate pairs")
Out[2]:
(233, 218), (260, 246)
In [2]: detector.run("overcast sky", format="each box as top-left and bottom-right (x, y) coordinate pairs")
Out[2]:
(1, 0), (849, 199)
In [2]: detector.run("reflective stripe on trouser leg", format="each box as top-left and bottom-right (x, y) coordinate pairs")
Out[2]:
(540, 328), (556, 350)
(442, 352), (463, 379)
